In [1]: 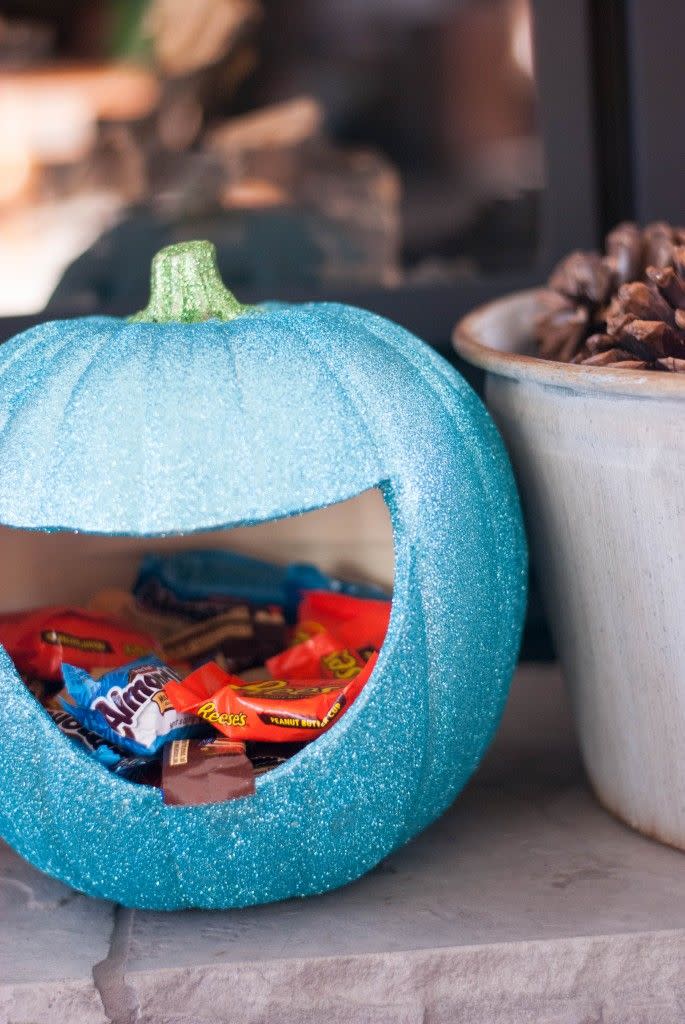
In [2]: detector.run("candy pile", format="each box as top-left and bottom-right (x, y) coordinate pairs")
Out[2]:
(0, 551), (390, 806)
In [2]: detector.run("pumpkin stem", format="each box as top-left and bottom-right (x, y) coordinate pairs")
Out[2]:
(128, 240), (255, 323)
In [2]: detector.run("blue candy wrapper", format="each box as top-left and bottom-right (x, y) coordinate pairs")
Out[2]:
(61, 656), (203, 757)
(134, 550), (389, 622)
(47, 706), (124, 769)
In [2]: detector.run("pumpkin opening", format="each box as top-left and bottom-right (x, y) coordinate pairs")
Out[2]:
(0, 486), (396, 798)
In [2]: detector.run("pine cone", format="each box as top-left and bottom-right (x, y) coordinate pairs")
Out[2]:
(535, 222), (685, 372)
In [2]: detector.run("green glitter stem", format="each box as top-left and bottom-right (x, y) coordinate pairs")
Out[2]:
(129, 240), (254, 324)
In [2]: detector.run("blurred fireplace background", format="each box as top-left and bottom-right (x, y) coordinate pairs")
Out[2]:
(0, 0), (679, 343)
(0, 0), (545, 322)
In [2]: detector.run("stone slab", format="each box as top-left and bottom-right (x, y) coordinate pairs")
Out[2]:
(1, 664), (683, 1024)
(0, 840), (112, 1023)
(130, 931), (684, 1024)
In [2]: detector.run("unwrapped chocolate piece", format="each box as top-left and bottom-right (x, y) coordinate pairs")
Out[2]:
(162, 737), (255, 805)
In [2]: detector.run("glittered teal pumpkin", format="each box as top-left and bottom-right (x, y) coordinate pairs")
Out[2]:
(0, 242), (526, 909)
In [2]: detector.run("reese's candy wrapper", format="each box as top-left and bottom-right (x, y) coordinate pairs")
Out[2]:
(289, 619), (327, 646)
(164, 654), (377, 743)
(295, 591), (391, 651)
(61, 656), (204, 757)
(161, 604), (286, 673)
(162, 737), (255, 805)
(266, 630), (371, 681)
(0, 606), (160, 683)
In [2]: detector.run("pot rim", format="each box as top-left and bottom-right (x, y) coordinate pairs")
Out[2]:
(453, 287), (685, 399)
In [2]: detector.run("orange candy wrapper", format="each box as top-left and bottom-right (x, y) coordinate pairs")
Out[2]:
(294, 591), (391, 651)
(163, 654), (377, 743)
(0, 606), (160, 682)
(266, 630), (371, 681)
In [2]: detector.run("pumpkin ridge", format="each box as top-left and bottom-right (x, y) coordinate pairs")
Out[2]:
(299, 307), (449, 829)
(0, 318), (80, 378)
(340, 306), (525, 821)
(382, 327), (523, 583)
(293, 311), (384, 466)
(415, 343), (527, 655)
(339, 313), (455, 820)
(0, 323), (116, 522)
(35, 325), (125, 523)
(0, 320), (85, 408)
(416, 348), (526, 792)
(418, 344), (527, 620)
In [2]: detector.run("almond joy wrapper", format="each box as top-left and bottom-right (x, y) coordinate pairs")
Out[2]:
(61, 656), (205, 757)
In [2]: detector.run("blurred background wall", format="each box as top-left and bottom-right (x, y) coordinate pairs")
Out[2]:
(0, 0), (541, 316)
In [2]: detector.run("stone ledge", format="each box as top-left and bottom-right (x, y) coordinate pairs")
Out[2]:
(129, 930), (684, 1024)
(1, 664), (684, 1024)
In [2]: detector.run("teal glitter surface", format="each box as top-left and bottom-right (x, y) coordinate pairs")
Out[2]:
(0, 298), (527, 909)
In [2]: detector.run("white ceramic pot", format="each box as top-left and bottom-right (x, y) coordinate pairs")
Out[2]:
(454, 289), (685, 850)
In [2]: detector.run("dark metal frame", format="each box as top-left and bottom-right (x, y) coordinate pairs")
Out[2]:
(624, 1), (685, 225)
